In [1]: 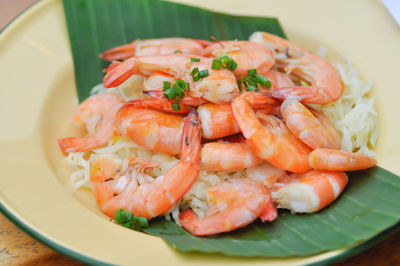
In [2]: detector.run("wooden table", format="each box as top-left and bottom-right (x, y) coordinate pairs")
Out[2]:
(1, 1), (399, 265)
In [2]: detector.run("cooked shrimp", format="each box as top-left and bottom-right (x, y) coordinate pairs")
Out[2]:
(263, 69), (295, 91)
(201, 40), (275, 77)
(232, 92), (311, 173)
(309, 148), (377, 171)
(91, 110), (201, 219)
(200, 141), (263, 171)
(101, 37), (211, 61)
(199, 93), (277, 139)
(272, 170), (348, 213)
(117, 105), (184, 155)
(281, 98), (341, 149)
(58, 92), (125, 154)
(179, 178), (270, 236)
(124, 98), (191, 114)
(143, 71), (176, 91)
(246, 162), (287, 188)
(103, 54), (238, 104)
(250, 31), (343, 104)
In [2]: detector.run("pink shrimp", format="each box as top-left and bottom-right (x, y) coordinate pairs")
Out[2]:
(201, 40), (275, 77)
(116, 104), (184, 155)
(179, 178), (271, 236)
(103, 54), (238, 104)
(309, 148), (377, 171)
(250, 32), (343, 104)
(272, 170), (348, 213)
(58, 92), (125, 154)
(281, 98), (341, 149)
(101, 37), (211, 61)
(231, 92), (311, 173)
(90, 110), (201, 219)
(200, 141), (263, 171)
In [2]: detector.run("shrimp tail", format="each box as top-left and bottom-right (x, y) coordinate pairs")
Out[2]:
(124, 99), (191, 114)
(101, 41), (138, 61)
(179, 209), (200, 234)
(104, 61), (122, 73)
(103, 57), (137, 88)
(259, 194), (278, 222)
(58, 137), (101, 154)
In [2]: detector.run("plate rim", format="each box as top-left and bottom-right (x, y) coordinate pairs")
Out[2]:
(0, 0), (399, 265)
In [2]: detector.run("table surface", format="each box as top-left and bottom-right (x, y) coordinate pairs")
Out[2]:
(1, 0), (399, 265)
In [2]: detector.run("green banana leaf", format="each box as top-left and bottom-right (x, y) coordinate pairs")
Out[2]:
(62, 0), (400, 257)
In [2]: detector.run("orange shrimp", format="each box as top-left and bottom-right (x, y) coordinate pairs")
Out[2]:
(200, 141), (263, 171)
(309, 148), (377, 171)
(179, 178), (270, 236)
(201, 41), (275, 77)
(281, 98), (341, 149)
(143, 71), (176, 91)
(101, 37), (210, 61)
(103, 54), (238, 104)
(250, 32), (343, 104)
(58, 92), (125, 154)
(116, 105), (184, 155)
(90, 110), (201, 219)
(272, 170), (348, 213)
(231, 92), (311, 173)
(199, 93), (277, 139)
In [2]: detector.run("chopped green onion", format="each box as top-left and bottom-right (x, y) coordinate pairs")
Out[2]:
(220, 55), (231, 68)
(229, 60), (238, 71)
(256, 74), (271, 88)
(163, 79), (189, 101)
(171, 102), (181, 111)
(191, 57), (200, 62)
(246, 85), (259, 91)
(247, 69), (257, 77)
(111, 209), (149, 231)
(211, 59), (221, 70)
(191, 67), (200, 82)
(173, 49), (182, 54)
(199, 69), (209, 78)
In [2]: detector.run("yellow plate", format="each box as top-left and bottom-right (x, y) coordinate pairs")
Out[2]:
(0, 0), (399, 265)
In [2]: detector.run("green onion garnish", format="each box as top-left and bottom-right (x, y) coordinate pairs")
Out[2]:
(191, 57), (200, 62)
(247, 69), (257, 77)
(256, 74), (272, 88)
(171, 102), (181, 111)
(212, 59), (222, 70)
(111, 209), (149, 231)
(163, 79), (189, 101)
(211, 55), (237, 71)
(199, 69), (209, 78)
(191, 67), (200, 82)
(239, 69), (271, 92)
(246, 85), (259, 91)
(173, 49), (182, 54)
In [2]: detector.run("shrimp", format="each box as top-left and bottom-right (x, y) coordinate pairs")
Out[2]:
(101, 37), (211, 61)
(179, 178), (270, 236)
(246, 162), (288, 222)
(103, 54), (238, 104)
(143, 71), (176, 91)
(200, 141), (263, 171)
(246, 162), (287, 188)
(281, 98), (341, 149)
(90, 110), (201, 219)
(250, 31), (343, 104)
(116, 104), (184, 155)
(199, 93), (277, 139)
(201, 40), (275, 77)
(232, 92), (311, 173)
(263, 69), (295, 91)
(58, 92), (125, 154)
(272, 170), (348, 213)
(309, 148), (377, 171)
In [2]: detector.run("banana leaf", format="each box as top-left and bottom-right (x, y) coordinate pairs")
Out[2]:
(62, 0), (400, 257)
